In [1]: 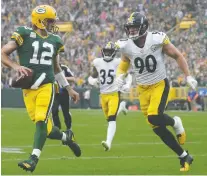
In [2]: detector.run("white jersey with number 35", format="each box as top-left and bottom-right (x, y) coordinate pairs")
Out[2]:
(93, 58), (120, 94)
(117, 31), (169, 85)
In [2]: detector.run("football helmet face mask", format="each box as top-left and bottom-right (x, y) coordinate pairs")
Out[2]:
(124, 12), (148, 40)
(31, 5), (59, 33)
(101, 42), (117, 61)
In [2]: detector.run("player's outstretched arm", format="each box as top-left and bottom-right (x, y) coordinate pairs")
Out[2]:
(163, 43), (190, 77)
(121, 73), (133, 92)
(91, 66), (98, 78)
(163, 43), (197, 89)
(53, 55), (79, 103)
(1, 41), (31, 76)
(88, 66), (99, 87)
(116, 54), (130, 89)
(116, 54), (130, 76)
(66, 76), (76, 83)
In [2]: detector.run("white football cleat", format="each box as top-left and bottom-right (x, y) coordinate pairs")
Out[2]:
(101, 141), (111, 151)
(118, 101), (128, 116)
(173, 116), (186, 145)
(122, 105), (128, 115)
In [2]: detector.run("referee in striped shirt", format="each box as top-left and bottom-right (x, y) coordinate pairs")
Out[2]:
(52, 64), (75, 130)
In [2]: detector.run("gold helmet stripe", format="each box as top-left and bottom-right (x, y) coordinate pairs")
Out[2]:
(128, 12), (135, 23)
(106, 42), (112, 48)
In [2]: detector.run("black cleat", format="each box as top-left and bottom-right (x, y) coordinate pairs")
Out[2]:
(179, 152), (194, 172)
(62, 129), (81, 157)
(18, 154), (38, 172)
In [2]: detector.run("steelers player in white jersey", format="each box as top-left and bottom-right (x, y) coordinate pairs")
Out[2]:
(115, 12), (197, 172)
(88, 42), (132, 151)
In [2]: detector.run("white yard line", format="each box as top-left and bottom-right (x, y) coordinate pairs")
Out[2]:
(1, 141), (202, 149)
(2, 153), (207, 162)
(90, 133), (207, 137)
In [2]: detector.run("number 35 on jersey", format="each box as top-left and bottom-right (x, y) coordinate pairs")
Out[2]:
(92, 58), (120, 94)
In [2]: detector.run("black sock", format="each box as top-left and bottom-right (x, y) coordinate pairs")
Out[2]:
(153, 126), (184, 156)
(52, 115), (61, 129)
(47, 126), (63, 140)
(163, 114), (175, 126)
(63, 113), (72, 130)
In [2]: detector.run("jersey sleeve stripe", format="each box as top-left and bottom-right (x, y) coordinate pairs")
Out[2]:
(67, 68), (74, 76)
(11, 32), (24, 46)
(57, 45), (64, 53)
(61, 65), (74, 77)
(162, 35), (170, 45)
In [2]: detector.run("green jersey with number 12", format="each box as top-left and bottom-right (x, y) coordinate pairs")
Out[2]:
(11, 26), (64, 86)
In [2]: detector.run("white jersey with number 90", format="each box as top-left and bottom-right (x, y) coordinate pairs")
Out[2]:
(116, 31), (169, 85)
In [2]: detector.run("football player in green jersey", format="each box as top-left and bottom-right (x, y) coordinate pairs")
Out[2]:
(1, 5), (81, 172)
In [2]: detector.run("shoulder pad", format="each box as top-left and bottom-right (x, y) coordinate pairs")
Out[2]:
(11, 26), (32, 46)
(115, 39), (128, 50)
(114, 57), (121, 62)
(114, 58), (121, 65)
(52, 34), (63, 43)
(151, 31), (167, 44)
(92, 58), (101, 67)
(15, 26), (32, 35)
(119, 38), (128, 41)
(51, 33), (61, 39)
(151, 31), (166, 36)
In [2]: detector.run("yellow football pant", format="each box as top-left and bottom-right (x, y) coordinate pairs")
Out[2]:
(23, 83), (55, 135)
(138, 79), (170, 127)
(100, 92), (120, 120)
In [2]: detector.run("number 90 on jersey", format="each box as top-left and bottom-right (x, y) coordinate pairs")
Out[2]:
(134, 55), (157, 74)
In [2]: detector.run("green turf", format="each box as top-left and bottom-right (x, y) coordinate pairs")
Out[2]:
(1, 109), (207, 175)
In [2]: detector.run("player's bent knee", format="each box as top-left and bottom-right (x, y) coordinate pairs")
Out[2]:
(34, 118), (52, 135)
(35, 116), (47, 123)
(108, 115), (116, 122)
(148, 115), (165, 127)
(153, 126), (166, 137)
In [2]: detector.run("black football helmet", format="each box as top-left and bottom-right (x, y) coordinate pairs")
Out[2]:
(101, 41), (117, 61)
(124, 12), (148, 40)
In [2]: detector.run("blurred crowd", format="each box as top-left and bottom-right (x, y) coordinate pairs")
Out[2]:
(1, 0), (207, 88)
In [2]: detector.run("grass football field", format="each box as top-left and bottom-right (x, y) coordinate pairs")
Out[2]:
(1, 109), (207, 175)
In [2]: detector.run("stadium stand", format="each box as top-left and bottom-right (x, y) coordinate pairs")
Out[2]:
(1, 0), (207, 89)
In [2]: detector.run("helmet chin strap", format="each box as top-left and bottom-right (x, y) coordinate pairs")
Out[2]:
(133, 31), (148, 48)
(41, 20), (49, 34)
(129, 28), (148, 41)
(128, 24), (141, 40)
(41, 19), (58, 34)
(137, 30), (148, 39)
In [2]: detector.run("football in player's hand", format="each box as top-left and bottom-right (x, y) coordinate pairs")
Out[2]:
(11, 70), (34, 89)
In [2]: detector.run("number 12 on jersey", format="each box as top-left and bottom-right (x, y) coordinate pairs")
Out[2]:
(30, 41), (54, 65)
